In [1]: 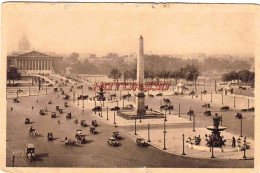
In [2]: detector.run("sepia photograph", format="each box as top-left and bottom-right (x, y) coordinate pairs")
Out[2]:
(1, 2), (259, 170)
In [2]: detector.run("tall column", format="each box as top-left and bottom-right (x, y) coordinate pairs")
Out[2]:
(25, 59), (27, 70)
(21, 59), (23, 70)
(43, 59), (46, 70)
(17, 59), (19, 69)
(37, 59), (39, 71)
(28, 59), (30, 70)
(35, 59), (37, 70)
(50, 59), (52, 71)
(136, 35), (146, 115)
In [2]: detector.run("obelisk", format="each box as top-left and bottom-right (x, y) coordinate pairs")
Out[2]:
(136, 35), (146, 115)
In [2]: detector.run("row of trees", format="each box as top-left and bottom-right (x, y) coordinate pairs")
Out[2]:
(221, 70), (255, 87)
(7, 67), (21, 85)
(109, 64), (200, 86)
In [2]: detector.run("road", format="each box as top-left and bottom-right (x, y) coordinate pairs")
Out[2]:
(6, 83), (254, 168)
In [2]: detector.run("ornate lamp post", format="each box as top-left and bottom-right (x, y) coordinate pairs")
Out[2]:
(248, 97), (250, 109)
(134, 118), (137, 135)
(123, 97), (125, 107)
(163, 119), (167, 150)
(164, 109), (167, 121)
(240, 117), (243, 137)
(234, 96), (236, 107)
(73, 91), (75, 103)
(100, 104), (102, 117)
(77, 95), (79, 105)
(211, 140), (215, 158)
(179, 104), (180, 117)
(182, 134), (186, 155)
(192, 114), (196, 132)
(222, 93), (223, 105)
(189, 107), (192, 121)
(200, 91), (202, 100)
(211, 92), (212, 102)
(148, 123), (151, 142)
(243, 137), (247, 159)
(113, 110), (116, 124)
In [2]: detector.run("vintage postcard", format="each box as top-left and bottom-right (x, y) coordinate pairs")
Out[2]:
(1, 2), (259, 172)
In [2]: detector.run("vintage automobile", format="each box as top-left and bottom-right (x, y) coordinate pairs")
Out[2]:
(64, 102), (68, 107)
(204, 110), (211, 116)
(63, 95), (70, 100)
(136, 138), (149, 147)
(235, 113), (243, 119)
(218, 88), (223, 92)
(48, 100), (52, 104)
(56, 106), (60, 111)
(110, 94), (117, 98)
(13, 98), (19, 103)
(189, 91), (195, 96)
(156, 93), (163, 96)
(89, 126), (98, 134)
(58, 109), (63, 114)
(239, 86), (247, 90)
(75, 130), (86, 144)
(110, 106), (120, 111)
(88, 86), (93, 90)
(145, 105), (149, 110)
(69, 88), (73, 92)
(92, 106), (102, 112)
(221, 106), (229, 111)
(64, 138), (76, 146)
(26, 144), (36, 161)
(28, 127), (37, 136)
(74, 119), (78, 124)
(47, 133), (53, 141)
(66, 112), (72, 119)
(107, 137), (119, 147)
(202, 103), (211, 108)
(248, 107), (255, 112)
(194, 136), (201, 145)
(25, 118), (30, 124)
(53, 88), (58, 92)
(61, 91), (65, 95)
(112, 132), (121, 140)
(202, 90), (207, 94)
(51, 112), (56, 118)
(80, 120), (88, 127)
(163, 98), (171, 103)
(39, 109), (46, 115)
(92, 120), (98, 127)
(187, 110), (194, 116)
(123, 104), (133, 110)
(148, 94), (154, 98)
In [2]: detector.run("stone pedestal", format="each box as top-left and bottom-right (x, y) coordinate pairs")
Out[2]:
(137, 93), (146, 115)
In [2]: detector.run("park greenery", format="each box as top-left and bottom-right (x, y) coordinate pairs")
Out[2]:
(7, 66), (21, 85)
(221, 70), (255, 87)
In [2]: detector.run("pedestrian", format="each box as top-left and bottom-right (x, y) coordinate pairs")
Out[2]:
(36, 100), (38, 103)
(32, 106), (34, 111)
(98, 113), (100, 117)
(10, 107), (13, 111)
(232, 136), (236, 147)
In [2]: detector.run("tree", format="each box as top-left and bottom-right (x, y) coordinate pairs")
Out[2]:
(123, 70), (131, 83)
(7, 67), (21, 85)
(129, 68), (137, 83)
(109, 68), (122, 85)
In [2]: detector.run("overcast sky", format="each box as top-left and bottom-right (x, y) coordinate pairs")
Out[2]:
(3, 3), (255, 57)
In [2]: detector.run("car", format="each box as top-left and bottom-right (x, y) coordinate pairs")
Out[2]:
(80, 120), (87, 127)
(25, 118), (30, 124)
(187, 110), (194, 116)
(61, 91), (64, 95)
(218, 88), (223, 92)
(221, 106), (229, 111)
(145, 105), (149, 110)
(123, 104), (133, 110)
(58, 109), (63, 114)
(13, 98), (19, 103)
(39, 109), (45, 115)
(112, 132), (121, 140)
(110, 94), (116, 98)
(163, 98), (170, 103)
(69, 88), (73, 92)
(189, 91), (195, 96)
(92, 106), (102, 112)
(110, 106), (120, 111)
(64, 102), (68, 107)
(248, 107), (255, 112)
(56, 106), (60, 111)
(51, 112), (56, 118)
(235, 113), (242, 119)
(48, 100), (52, 104)
(47, 133), (53, 141)
(167, 105), (174, 110)
(156, 93), (162, 96)
(48, 84), (53, 87)
(53, 88), (58, 92)
(66, 112), (72, 119)
(28, 127), (37, 136)
(107, 137), (119, 147)
(89, 126), (98, 134)
(136, 138), (149, 147)
(26, 144), (35, 161)
(202, 90), (207, 94)
(92, 120), (98, 127)
(148, 94), (154, 98)
(204, 110), (211, 116)
(63, 95), (70, 100)
(202, 103), (210, 108)
(75, 131), (87, 144)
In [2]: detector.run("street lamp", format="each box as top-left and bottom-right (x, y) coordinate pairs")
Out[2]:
(192, 114), (196, 132)
(248, 98), (250, 109)
(243, 137), (247, 159)
(200, 91), (202, 100)
(107, 106), (109, 120)
(123, 97), (125, 107)
(240, 117), (243, 137)
(113, 110), (116, 124)
(100, 104), (102, 117)
(163, 119), (167, 150)
(148, 123), (151, 142)
(164, 109), (167, 121)
(139, 112), (142, 123)
(182, 134), (186, 155)
(73, 92), (75, 103)
(220, 115), (223, 126)
(211, 92), (212, 102)
(189, 107), (192, 121)
(211, 141), (215, 158)
(77, 95), (79, 105)
(222, 93), (223, 105)
(12, 154), (15, 167)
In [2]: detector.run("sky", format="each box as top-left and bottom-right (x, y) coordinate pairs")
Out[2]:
(3, 3), (255, 57)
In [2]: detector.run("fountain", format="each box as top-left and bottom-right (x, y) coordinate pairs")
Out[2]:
(206, 114), (227, 147)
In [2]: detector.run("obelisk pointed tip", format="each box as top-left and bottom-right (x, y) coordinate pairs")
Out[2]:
(140, 35), (143, 39)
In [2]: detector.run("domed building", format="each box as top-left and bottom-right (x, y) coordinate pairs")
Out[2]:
(18, 34), (30, 53)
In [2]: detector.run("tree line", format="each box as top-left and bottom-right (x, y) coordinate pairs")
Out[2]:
(221, 70), (255, 87)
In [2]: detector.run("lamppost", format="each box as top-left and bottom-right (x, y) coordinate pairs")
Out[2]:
(95, 101), (97, 107)
(113, 110), (116, 124)
(182, 134), (186, 155)
(123, 97), (125, 107)
(220, 115), (223, 126)
(163, 119), (167, 150)
(200, 91), (202, 100)
(120, 91), (121, 100)
(103, 100), (105, 107)
(211, 141), (215, 158)
(29, 86), (31, 96)
(73, 92), (75, 103)
(77, 95), (79, 105)
(164, 109), (167, 121)
(243, 137), (247, 159)
(248, 98), (250, 109)
(134, 118), (137, 135)
(148, 123), (151, 142)
(211, 92), (212, 102)
(234, 96), (236, 107)
(82, 98), (84, 109)
(116, 100), (118, 107)
(46, 86), (48, 95)
(192, 114), (196, 132)
(222, 93), (223, 105)
(107, 106), (109, 120)
(12, 154), (15, 167)
(139, 112), (142, 123)
(240, 117), (243, 137)
(189, 107), (192, 121)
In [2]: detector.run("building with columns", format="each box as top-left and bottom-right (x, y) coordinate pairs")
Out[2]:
(7, 51), (63, 74)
